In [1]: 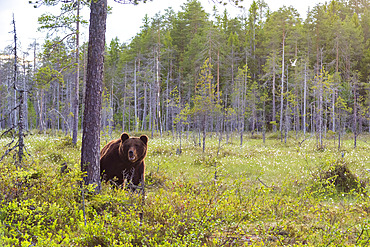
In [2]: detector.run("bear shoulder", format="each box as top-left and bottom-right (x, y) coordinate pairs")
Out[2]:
(100, 138), (121, 158)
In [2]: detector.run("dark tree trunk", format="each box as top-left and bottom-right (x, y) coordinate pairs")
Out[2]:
(353, 80), (357, 148)
(12, 15), (25, 166)
(202, 114), (206, 152)
(81, 0), (107, 193)
(18, 89), (25, 166)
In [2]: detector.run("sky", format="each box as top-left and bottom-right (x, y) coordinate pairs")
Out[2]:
(0, 0), (326, 55)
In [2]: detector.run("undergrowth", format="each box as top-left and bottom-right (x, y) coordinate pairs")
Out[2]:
(0, 131), (369, 246)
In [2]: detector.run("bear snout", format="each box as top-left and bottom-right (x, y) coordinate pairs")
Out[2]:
(128, 149), (136, 161)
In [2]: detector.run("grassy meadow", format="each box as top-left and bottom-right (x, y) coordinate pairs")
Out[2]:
(0, 131), (370, 246)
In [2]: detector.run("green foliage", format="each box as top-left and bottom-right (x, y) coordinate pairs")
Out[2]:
(336, 95), (353, 113)
(34, 66), (64, 90)
(36, 0), (88, 32)
(191, 58), (217, 116)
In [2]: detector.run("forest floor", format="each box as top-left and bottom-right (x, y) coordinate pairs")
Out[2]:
(0, 131), (370, 246)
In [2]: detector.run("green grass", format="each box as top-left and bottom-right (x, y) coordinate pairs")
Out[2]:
(0, 131), (369, 246)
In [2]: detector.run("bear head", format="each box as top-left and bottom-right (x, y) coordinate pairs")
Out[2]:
(119, 133), (148, 164)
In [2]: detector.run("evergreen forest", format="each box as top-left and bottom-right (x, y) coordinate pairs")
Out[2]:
(0, 0), (369, 146)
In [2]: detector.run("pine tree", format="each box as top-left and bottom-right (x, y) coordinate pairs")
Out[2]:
(81, 0), (107, 193)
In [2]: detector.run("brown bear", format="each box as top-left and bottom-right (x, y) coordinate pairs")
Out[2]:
(100, 132), (148, 190)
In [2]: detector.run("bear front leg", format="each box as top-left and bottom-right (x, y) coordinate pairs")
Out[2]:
(130, 162), (145, 191)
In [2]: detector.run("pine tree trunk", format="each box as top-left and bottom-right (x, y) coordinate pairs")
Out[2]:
(319, 77), (323, 149)
(81, 46), (87, 132)
(57, 82), (60, 130)
(217, 49), (220, 102)
(165, 70), (170, 131)
(38, 89), (45, 132)
(156, 48), (162, 136)
(134, 59), (138, 132)
(280, 32), (285, 141)
(81, 0), (107, 193)
(72, 0), (80, 145)
(22, 56), (29, 131)
(109, 83), (113, 138)
(202, 114), (206, 152)
(354, 80), (357, 148)
(263, 97), (266, 144)
(122, 63), (127, 132)
(303, 62), (307, 136)
(284, 67), (289, 144)
(272, 53), (277, 132)
(142, 79), (147, 131)
(18, 90), (25, 166)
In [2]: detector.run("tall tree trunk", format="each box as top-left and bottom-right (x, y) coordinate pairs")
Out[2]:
(284, 66), (289, 144)
(72, 0), (80, 145)
(303, 61), (307, 137)
(109, 82), (113, 138)
(18, 90), (25, 166)
(353, 78), (357, 148)
(57, 82), (60, 130)
(165, 58), (172, 132)
(202, 114), (206, 152)
(22, 54), (29, 131)
(37, 89), (45, 132)
(51, 82), (56, 130)
(319, 75), (323, 149)
(156, 47), (162, 136)
(81, 0), (107, 193)
(262, 93), (266, 144)
(134, 58), (138, 132)
(157, 26), (162, 136)
(217, 49), (220, 102)
(122, 63), (127, 132)
(279, 31), (285, 141)
(142, 79), (147, 131)
(272, 52), (277, 132)
(149, 81), (153, 136)
(332, 39), (339, 132)
(64, 79), (70, 135)
(81, 46), (87, 132)
(12, 15), (25, 166)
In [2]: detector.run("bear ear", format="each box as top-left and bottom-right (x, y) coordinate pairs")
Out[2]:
(140, 135), (148, 145)
(121, 133), (130, 142)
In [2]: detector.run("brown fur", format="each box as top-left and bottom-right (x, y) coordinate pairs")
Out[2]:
(100, 132), (148, 188)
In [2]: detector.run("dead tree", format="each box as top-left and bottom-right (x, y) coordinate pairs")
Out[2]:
(1, 14), (27, 166)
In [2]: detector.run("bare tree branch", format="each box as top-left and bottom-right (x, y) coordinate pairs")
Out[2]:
(0, 142), (19, 162)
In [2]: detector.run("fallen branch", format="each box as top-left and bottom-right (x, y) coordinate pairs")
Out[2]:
(298, 137), (308, 147)
(257, 177), (270, 188)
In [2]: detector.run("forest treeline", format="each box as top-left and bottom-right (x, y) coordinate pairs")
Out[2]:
(0, 0), (369, 146)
